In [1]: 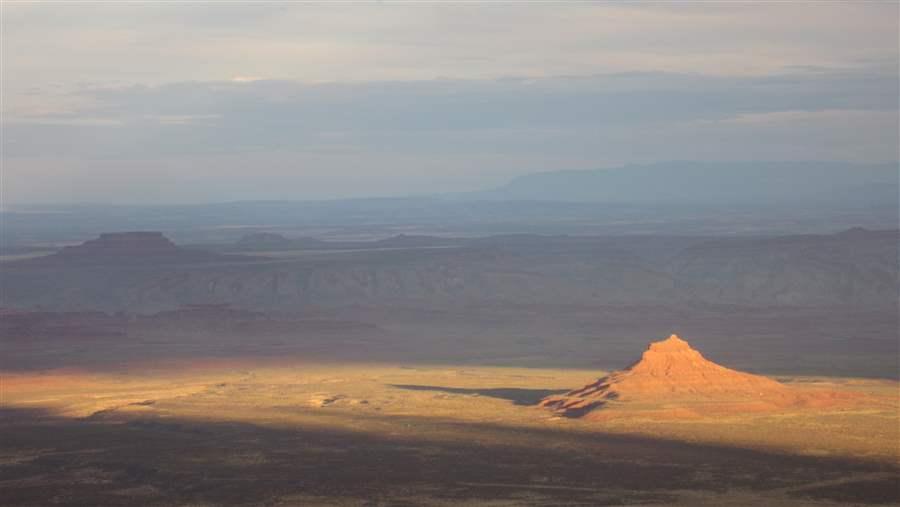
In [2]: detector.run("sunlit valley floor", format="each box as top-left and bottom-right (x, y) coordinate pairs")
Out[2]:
(2, 359), (898, 506)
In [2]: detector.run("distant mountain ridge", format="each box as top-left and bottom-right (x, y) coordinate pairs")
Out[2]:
(2, 228), (895, 312)
(2, 161), (897, 251)
(481, 161), (899, 206)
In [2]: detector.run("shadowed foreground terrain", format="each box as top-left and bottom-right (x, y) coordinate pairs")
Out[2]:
(2, 408), (897, 507)
(1, 362), (897, 506)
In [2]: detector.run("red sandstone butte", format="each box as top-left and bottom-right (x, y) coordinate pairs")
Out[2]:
(540, 334), (859, 418)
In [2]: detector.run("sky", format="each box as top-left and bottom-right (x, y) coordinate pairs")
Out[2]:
(2, 2), (898, 204)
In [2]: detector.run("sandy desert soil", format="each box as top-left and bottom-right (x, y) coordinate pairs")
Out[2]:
(1, 360), (898, 506)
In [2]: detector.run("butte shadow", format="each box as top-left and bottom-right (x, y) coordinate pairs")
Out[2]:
(390, 384), (569, 405)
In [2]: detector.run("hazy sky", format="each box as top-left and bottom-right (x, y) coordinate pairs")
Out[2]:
(2, 2), (898, 204)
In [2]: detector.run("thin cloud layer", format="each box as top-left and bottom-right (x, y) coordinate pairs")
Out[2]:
(1, 3), (897, 203)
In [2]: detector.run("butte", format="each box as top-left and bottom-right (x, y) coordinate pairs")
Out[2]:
(540, 334), (857, 419)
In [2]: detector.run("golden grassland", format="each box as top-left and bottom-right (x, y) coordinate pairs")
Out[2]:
(3, 360), (897, 463)
(2, 360), (899, 506)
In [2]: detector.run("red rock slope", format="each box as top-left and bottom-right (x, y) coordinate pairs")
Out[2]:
(541, 334), (857, 418)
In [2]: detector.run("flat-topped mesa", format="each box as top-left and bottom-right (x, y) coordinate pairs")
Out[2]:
(33, 231), (252, 266)
(59, 232), (179, 257)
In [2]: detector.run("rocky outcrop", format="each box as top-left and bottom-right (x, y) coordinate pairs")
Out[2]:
(541, 334), (858, 418)
(34, 232), (251, 265)
(59, 232), (179, 256)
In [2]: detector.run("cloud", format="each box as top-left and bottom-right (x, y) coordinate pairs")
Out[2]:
(1, 3), (897, 203)
(3, 2), (897, 92)
(2, 65), (897, 204)
(3, 66), (896, 155)
(231, 76), (264, 83)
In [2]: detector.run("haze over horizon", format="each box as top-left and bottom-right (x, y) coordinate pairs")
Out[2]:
(2, 2), (898, 204)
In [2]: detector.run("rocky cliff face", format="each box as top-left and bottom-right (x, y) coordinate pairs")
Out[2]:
(667, 229), (898, 307)
(0, 247), (680, 312)
(2, 229), (895, 312)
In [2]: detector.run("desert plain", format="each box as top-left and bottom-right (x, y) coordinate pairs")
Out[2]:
(2, 355), (898, 506)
